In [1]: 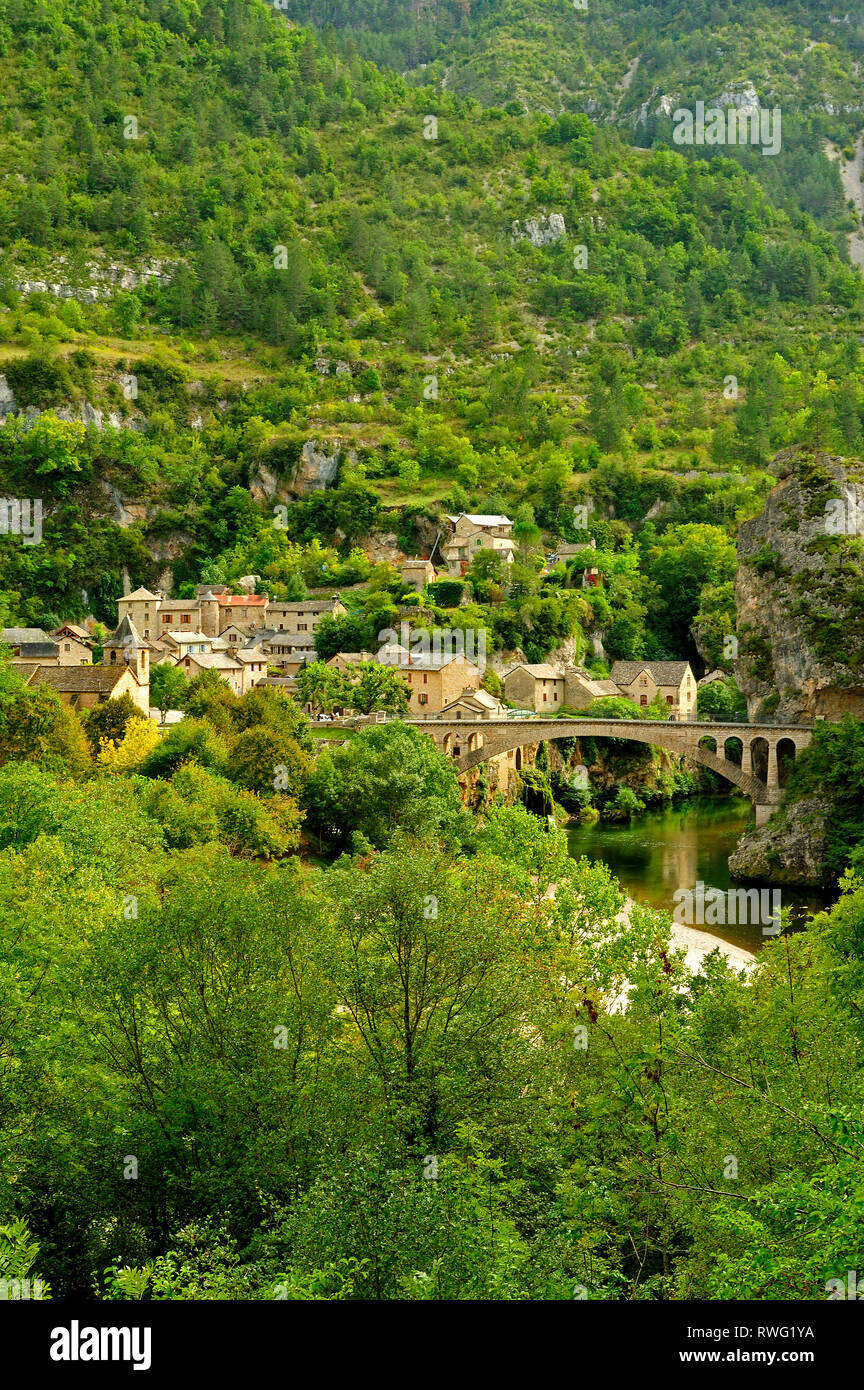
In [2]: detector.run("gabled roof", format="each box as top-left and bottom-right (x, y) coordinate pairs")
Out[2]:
(27, 665), (130, 694)
(447, 513), (513, 526)
(326, 651), (375, 666)
(267, 598), (342, 614)
(53, 624), (93, 643)
(440, 689), (503, 713)
(176, 651), (241, 671)
(378, 646), (478, 672)
(2, 627), (52, 644)
(609, 660), (691, 686)
(505, 663), (563, 680)
(163, 629), (212, 645)
(123, 587), (159, 601)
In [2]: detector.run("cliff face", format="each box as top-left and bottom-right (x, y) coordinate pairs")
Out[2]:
(734, 447), (864, 723)
(727, 797), (831, 887)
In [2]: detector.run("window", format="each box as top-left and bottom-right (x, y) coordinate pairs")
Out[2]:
(181, 614), (190, 625)
(162, 614), (170, 624)
(666, 695), (673, 705)
(298, 624), (307, 632)
(64, 643), (70, 651)
(423, 674), (428, 684)
(640, 676), (647, 685)
(640, 694), (648, 706)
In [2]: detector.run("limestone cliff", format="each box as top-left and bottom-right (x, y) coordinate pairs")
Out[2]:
(727, 797), (831, 887)
(734, 447), (864, 723)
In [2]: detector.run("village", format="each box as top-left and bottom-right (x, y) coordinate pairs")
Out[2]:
(1, 512), (699, 737)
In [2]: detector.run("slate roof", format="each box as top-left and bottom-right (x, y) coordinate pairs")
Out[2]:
(163, 629), (213, 645)
(326, 651), (375, 666)
(446, 514), (513, 527)
(609, 661), (691, 686)
(124, 587), (159, 601)
(28, 665), (129, 694)
(3, 627), (51, 644)
(378, 645), (479, 672)
(267, 599), (342, 614)
(506, 663), (563, 680)
(177, 651), (241, 670)
(439, 689), (504, 714)
(104, 615), (150, 653)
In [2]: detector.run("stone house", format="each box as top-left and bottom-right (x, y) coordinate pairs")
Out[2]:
(2, 627), (60, 664)
(504, 664), (566, 712)
(52, 625), (94, 665)
(25, 664), (141, 712)
(377, 643), (481, 716)
(172, 649), (245, 696)
(266, 597), (346, 636)
(116, 588), (161, 641)
(504, 663), (618, 712)
(609, 660), (696, 720)
(401, 559), (436, 592)
(562, 667), (619, 707)
(117, 586), (271, 642)
(441, 514), (515, 577)
(242, 628), (317, 674)
(213, 591), (269, 635)
(326, 651), (376, 671)
(159, 629), (215, 660)
(438, 689), (507, 720)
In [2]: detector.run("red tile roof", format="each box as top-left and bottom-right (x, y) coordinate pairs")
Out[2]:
(217, 594), (268, 606)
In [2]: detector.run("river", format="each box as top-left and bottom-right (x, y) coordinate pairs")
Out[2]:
(566, 796), (827, 955)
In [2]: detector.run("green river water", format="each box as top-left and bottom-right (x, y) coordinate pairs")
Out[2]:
(565, 796), (828, 954)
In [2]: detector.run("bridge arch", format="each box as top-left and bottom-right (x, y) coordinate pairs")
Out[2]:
(413, 716), (814, 814)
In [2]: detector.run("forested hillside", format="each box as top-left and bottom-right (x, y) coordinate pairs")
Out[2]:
(2, 0), (864, 1316)
(0, 0), (863, 675)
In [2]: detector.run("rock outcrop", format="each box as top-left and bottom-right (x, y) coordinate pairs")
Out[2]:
(734, 447), (864, 722)
(727, 797), (831, 887)
(250, 437), (347, 502)
(511, 213), (566, 247)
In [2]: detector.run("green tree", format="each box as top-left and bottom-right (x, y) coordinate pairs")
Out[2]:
(150, 664), (189, 721)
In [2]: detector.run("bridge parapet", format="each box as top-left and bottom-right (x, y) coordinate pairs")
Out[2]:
(408, 716), (813, 809)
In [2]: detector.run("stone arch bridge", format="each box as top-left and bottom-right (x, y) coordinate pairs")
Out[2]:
(407, 717), (814, 825)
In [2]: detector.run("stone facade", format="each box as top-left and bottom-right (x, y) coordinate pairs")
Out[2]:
(441, 514), (515, 577)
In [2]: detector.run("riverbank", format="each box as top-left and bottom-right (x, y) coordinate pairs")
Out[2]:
(566, 796), (828, 956)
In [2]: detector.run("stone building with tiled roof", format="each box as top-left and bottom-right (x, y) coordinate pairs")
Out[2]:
(2, 627), (59, 663)
(608, 660), (696, 721)
(504, 662), (620, 713)
(25, 663), (140, 712)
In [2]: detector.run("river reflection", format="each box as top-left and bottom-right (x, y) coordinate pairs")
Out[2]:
(565, 797), (828, 954)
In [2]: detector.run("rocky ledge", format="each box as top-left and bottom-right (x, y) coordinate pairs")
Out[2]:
(727, 796), (832, 886)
